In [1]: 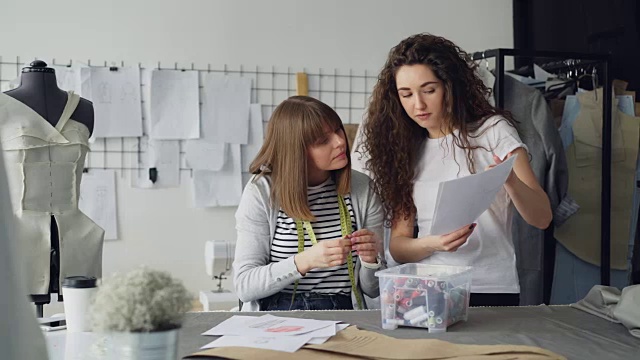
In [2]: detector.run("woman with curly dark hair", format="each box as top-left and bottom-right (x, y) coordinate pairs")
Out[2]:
(359, 33), (552, 306)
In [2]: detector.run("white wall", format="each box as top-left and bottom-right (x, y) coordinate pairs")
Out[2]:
(0, 0), (512, 311)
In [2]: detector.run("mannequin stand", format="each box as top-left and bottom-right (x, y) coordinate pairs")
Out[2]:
(30, 216), (63, 317)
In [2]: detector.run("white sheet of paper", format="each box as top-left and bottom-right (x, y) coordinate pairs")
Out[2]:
(201, 334), (313, 353)
(149, 70), (200, 140)
(192, 144), (242, 207)
(238, 314), (337, 337)
(201, 74), (251, 144)
(201, 315), (257, 336)
(240, 104), (264, 171)
(429, 155), (517, 235)
(202, 314), (337, 337)
(140, 68), (152, 135)
(131, 138), (180, 188)
(80, 67), (92, 99)
(52, 64), (83, 94)
(307, 323), (350, 345)
(84, 67), (143, 138)
(78, 169), (118, 240)
(185, 141), (227, 171)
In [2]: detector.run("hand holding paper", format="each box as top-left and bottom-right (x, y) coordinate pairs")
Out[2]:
(429, 154), (517, 235)
(486, 152), (516, 184)
(423, 223), (476, 253)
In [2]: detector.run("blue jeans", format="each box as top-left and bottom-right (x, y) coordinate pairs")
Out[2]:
(259, 291), (353, 311)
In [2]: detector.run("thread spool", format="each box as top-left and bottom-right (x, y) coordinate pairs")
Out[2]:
(403, 305), (428, 321)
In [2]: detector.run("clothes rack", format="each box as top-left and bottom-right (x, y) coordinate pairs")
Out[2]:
(471, 48), (613, 289)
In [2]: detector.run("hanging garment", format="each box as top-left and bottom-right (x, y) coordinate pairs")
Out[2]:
(0, 91), (104, 295)
(555, 88), (640, 271)
(503, 75), (569, 305)
(476, 65), (496, 107)
(551, 242), (628, 304)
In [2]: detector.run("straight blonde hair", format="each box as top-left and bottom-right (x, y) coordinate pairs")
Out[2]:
(249, 96), (351, 221)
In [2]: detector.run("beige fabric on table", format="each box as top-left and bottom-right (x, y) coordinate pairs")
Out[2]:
(188, 326), (565, 360)
(176, 306), (640, 359)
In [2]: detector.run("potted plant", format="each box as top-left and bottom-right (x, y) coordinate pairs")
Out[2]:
(90, 267), (192, 359)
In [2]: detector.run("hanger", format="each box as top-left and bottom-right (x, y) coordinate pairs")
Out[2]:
(482, 51), (490, 71)
(476, 51), (491, 72)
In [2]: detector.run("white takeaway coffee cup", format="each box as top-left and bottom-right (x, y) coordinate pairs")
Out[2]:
(62, 276), (97, 332)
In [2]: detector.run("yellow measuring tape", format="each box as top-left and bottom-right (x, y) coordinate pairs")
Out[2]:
(291, 196), (363, 310)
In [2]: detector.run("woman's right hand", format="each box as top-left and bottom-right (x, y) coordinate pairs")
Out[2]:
(294, 238), (352, 275)
(422, 223), (476, 253)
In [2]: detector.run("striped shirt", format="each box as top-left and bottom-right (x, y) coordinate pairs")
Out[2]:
(270, 177), (357, 294)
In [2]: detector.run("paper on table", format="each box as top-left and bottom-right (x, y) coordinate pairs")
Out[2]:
(201, 74), (251, 144)
(131, 138), (180, 188)
(307, 323), (350, 345)
(202, 314), (337, 337)
(79, 169), (118, 240)
(201, 334), (313, 353)
(192, 144), (242, 207)
(429, 154), (516, 235)
(240, 314), (338, 337)
(201, 315), (256, 336)
(85, 67), (143, 138)
(240, 104), (264, 171)
(203, 316), (346, 345)
(293, 320), (336, 338)
(149, 69), (200, 140)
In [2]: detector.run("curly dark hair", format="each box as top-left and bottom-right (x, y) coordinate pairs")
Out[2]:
(359, 33), (516, 226)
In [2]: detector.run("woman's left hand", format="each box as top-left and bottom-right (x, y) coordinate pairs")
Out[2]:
(486, 152), (517, 186)
(348, 229), (380, 264)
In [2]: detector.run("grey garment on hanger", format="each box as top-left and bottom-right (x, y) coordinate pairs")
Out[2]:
(0, 141), (49, 360)
(572, 284), (640, 338)
(503, 75), (569, 305)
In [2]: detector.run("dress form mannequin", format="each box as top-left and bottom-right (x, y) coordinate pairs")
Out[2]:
(1, 60), (102, 317)
(4, 60), (94, 131)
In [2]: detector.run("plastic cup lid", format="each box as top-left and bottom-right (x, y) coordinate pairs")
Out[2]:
(62, 276), (97, 288)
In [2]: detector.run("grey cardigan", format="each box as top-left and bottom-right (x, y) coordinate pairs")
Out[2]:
(233, 170), (384, 311)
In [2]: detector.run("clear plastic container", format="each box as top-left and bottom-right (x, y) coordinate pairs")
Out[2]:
(375, 263), (472, 333)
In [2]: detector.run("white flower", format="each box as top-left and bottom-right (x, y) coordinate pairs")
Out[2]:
(91, 267), (192, 332)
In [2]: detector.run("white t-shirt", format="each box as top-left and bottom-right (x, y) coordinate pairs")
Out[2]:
(413, 115), (526, 294)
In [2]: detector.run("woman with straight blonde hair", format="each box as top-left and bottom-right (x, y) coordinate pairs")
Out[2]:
(233, 96), (384, 311)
